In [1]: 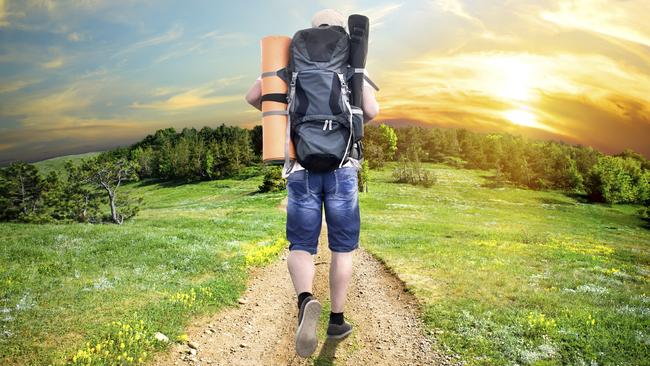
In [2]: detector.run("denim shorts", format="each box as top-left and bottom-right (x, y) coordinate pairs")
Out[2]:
(286, 166), (360, 255)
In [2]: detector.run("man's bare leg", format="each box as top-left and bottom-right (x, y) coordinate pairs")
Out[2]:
(330, 251), (353, 313)
(287, 249), (315, 295)
(288, 249), (321, 357)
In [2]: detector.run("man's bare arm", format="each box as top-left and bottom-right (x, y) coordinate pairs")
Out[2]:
(245, 76), (263, 111)
(362, 80), (379, 122)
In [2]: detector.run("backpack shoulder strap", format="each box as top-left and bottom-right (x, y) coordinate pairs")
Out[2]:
(283, 71), (299, 176)
(336, 72), (354, 168)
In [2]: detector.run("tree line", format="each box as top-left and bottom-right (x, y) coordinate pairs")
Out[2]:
(1, 122), (649, 224)
(0, 124), (260, 224)
(0, 155), (141, 224)
(363, 124), (650, 207)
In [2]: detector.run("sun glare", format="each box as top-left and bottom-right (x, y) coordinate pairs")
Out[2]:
(489, 56), (536, 102)
(503, 109), (541, 129)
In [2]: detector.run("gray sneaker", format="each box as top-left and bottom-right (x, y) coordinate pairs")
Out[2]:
(326, 321), (353, 339)
(295, 296), (322, 358)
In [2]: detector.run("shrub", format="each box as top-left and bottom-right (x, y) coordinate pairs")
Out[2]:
(640, 205), (650, 224)
(585, 156), (650, 203)
(258, 166), (286, 193)
(392, 146), (436, 188)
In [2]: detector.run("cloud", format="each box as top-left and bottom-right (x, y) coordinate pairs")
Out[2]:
(42, 56), (64, 69)
(359, 3), (403, 29)
(199, 30), (250, 43)
(130, 82), (241, 111)
(376, 50), (650, 148)
(0, 0), (8, 27)
(2, 84), (94, 127)
(155, 31), (251, 64)
(432, 0), (483, 27)
(540, 0), (650, 47)
(538, 92), (650, 157)
(0, 142), (15, 152)
(112, 24), (184, 58)
(0, 79), (38, 93)
(67, 31), (82, 41)
(0, 116), (170, 164)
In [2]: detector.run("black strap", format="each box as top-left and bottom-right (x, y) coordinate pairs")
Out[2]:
(261, 93), (288, 104)
(364, 75), (380, 91)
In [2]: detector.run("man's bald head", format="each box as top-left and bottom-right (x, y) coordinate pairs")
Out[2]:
(311, 9), (346, 30)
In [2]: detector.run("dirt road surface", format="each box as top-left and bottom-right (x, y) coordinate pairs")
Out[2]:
(151, 198), (460, 365)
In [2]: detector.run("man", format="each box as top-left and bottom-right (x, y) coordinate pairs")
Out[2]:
(245, 8), (379, 358)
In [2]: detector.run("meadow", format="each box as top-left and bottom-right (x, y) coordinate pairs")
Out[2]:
(1, 158), (649, 365)
(0, 162), (287, 365)
(360, 162), (650, 365)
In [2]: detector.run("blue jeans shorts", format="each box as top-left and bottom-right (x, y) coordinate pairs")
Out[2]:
(286, 166), (360, 255)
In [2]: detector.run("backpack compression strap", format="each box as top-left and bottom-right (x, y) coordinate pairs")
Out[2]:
(261, 68), (290, 104)
(345, 67), (380, 91)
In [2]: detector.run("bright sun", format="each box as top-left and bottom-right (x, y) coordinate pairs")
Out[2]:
(503, 109), (541, 129)
(488, 56), (536, 102)
(488, 56), (551, 131)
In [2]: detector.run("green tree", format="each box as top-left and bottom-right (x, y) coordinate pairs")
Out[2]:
(258, 166), (286, 193)
(364, 123), (397, 168)
(498, 135), (532, 187)
(62, 160), (103, 223)
(81, 155), (141, 224)
(0, 162), (45, 221)
(585, 156), (650, 203)
(250, 125), (263, 160)
(460, 132), (487, 169)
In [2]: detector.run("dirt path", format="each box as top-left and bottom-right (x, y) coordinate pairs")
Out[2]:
(151, 198), (459, 365)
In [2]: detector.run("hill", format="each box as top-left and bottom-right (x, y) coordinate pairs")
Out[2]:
(32, 151), (103, 175)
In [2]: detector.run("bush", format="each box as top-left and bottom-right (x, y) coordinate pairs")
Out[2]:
(258, 166), (286, 193)
(392, 146), (436, 188)
(585, 156), (650, 203)
(639, 205), (650, 224)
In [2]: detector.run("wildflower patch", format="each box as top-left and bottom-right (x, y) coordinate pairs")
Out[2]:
(243, 237), (288, 267)
(63, 316), (153, 365)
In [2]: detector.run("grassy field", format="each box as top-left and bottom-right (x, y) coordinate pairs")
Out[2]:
(2, 157), (649, 365)
(32, 151), (102, 175)
(0, 165), (287, 365)
(359, 162), (650, 365)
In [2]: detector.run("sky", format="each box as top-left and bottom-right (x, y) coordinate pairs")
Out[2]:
(1, 0), (649, 165)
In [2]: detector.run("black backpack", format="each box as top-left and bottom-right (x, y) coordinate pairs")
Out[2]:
(282, 25), (365, 174)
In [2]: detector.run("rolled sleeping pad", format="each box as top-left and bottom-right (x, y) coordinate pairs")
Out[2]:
(261, 36), (295, 164)
(347, 14), (370, 109)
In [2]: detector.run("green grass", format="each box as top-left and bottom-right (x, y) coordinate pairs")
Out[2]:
(32, 151), (102, 175)
(3, 158), (649, 365)
(0, 168), (287, 365)
(359, 162), (650, 365)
